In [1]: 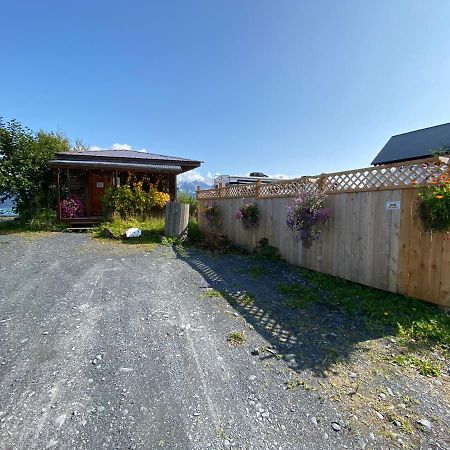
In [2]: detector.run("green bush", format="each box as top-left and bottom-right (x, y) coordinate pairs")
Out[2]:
(177, 191), (198, 217)
(187, 219), (202, 243)
(26, 208), (62, 231)
(102, 180), (170, 218)
(254, 238), (281, 260)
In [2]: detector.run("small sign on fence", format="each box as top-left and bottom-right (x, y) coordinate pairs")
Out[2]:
(385, 200), (401, 210)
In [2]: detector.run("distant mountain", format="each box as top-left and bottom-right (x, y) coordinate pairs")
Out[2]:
(177, 180), (212, 196)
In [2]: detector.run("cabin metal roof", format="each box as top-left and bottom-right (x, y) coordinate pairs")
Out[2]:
(48, 149), (201, 173)
(48, 160), (183, 172)
(372, 122), (450, 165)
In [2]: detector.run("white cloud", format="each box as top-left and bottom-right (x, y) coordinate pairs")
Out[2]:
(88, 142), (147, 152)
(267, 173), (294, 179)
(111, 143), (132, 150)
(177, 170), (214, 184)
(232, 172), (294, 179)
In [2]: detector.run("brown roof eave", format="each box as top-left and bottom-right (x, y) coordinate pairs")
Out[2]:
(47, 160), (185, 173)
(54, 152), (202, 166)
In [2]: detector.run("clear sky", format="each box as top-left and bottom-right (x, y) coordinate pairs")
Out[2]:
(1, 1), (450, 183)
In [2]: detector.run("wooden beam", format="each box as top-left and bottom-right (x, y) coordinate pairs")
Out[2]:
(56, 168), (61, 219)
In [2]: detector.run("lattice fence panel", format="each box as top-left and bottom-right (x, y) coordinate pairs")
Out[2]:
(197, 158), (450, 200)
(323, 159), (449, 193)
(258, 177), (320, 198)
(197, 189), (220, 199)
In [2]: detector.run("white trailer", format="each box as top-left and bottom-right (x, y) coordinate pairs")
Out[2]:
(214, 174), (288, 188)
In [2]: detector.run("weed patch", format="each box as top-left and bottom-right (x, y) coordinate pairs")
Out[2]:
(278, 283), (321, 308)
(254, 238), (280, 260)
(227, 331), (246, 345)
(201, 288), (223, 299)
(295, 268), (450, 348)
(237, 291), (255, 305)
(386, 414), (413, 434)
(248, 265), (265, 278)
(285, 378), (313, 391)
(391, 354), (441, 377)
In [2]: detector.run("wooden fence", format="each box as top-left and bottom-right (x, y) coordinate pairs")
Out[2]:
(197, 157), (450, 308)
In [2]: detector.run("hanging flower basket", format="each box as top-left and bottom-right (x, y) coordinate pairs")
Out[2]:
(202, 203), (221, 230)
(417, 174), (450, 234)
(236, 202), (260, 230)
(286, 191), (331, 248)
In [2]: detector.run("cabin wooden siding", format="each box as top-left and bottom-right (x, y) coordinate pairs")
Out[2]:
(198, 188), (450, 309)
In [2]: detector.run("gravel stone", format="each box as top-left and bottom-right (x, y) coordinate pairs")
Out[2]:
(331, 422), (342, 432)
(416, 419), (432, 431)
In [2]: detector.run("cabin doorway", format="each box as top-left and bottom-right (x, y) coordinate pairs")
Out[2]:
(88, 172), (110, 216)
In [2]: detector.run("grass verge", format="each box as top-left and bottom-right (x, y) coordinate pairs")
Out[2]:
(0, 209), (68, 234)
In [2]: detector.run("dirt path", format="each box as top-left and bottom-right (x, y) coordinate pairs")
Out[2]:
(0, 233), (448, 449)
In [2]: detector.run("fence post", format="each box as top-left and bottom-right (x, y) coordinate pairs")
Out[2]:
(56, 168), (61, 219)
(318, 173), (326, 193)
(196, 186), (200, 222)
(164, 202), (189, 239)
(256, 179), (262, 198)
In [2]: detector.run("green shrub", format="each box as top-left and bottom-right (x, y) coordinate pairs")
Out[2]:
(102, 180), (170, 218)
(254, 238), (280, 260)
(26, 208), (62, 231)
(177, 191), (198, 217)
(187, 219), (202, 244)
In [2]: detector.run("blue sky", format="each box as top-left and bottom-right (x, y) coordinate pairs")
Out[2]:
(1, 1), (450, 184)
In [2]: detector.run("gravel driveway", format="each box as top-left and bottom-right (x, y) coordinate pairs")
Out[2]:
(0, 233), (448, 449)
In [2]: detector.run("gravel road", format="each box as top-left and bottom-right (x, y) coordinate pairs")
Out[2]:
(0, 233), (446, 449)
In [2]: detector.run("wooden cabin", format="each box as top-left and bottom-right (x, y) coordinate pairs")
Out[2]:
(48, 149), (201, 224)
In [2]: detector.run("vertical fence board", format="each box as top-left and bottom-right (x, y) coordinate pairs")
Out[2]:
(398, 189), (414, 295)
(429, 232), (443, 303)
(388, 190), (402, 292)
(439, 239), (450, 307)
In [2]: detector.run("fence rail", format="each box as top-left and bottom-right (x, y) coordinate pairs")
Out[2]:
(197, 156), (449, 200)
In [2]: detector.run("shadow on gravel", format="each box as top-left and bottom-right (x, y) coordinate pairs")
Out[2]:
(174, 247), (388, 377)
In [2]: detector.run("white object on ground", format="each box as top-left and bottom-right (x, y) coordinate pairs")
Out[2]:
(125, 227), (142, 238)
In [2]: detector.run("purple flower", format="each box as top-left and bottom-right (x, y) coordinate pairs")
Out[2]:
(285, 192), (331, 248)
(61, 196), (85, 218)
(313, 208), (331, 222)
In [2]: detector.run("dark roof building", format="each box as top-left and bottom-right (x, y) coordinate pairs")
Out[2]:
(48, 149), (201, 173)
(372, 122), (450, 165)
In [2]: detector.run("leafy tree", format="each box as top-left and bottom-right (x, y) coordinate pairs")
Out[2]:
(73, 138), (90, 151)
(0, 118), (70, 217)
